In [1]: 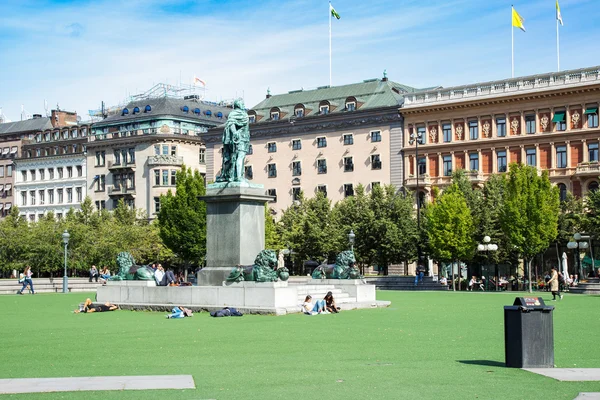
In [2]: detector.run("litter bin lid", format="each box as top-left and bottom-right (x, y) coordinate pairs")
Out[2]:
(513, 297), (545, 307)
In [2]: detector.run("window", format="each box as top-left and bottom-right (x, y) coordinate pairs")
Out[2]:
(245, 165), (253, 179)
(57, 167), (63, 178)
(556, 145), (567, 168)
(417, 157), (426, 175)
(317, 137), (327, 148)
(586, 107), (599, 128)
(292, 161), (302, 176)
(151, 197), (160, 214)
(554, 112), (566, 131)
(170, 146), (176, 156)
(76, 187), (82, 202)
(268, 142), (277, 153)
(48, 189), (54, 204)
(154, 170), (160, 185)
(320, 105), (329, 115)
(496, 117), (506, 137)
(95, 151), (105, 166)
(443, 124), (452, 142)
(267, 163), (277, 178)
(249, 115), (256, 123)
(344, 183), (354, 197)
(21, 170), (27, 182)
(469, 121), (478, 140)
(99, 175), (106, 191)
(589, 143), (599, 162)
(271, 111), (280, 121)
(57, 213), (63, 220)
(30, 190), (36, 205)
(267, 188), (277, 202)
(317, 159), (327, 174)
(154, 145), (160, 155)
(497, 150), (507, 172)
(344, 157), (354, 172)
(129, 148), (136, 163)
(162, 145), (169, 155)
(162, 170), (169, 186)
(44, 148), (49, 156)
(7, 165), (12, 177)
(372, 182), (381, 189)
(346, 102), (356, 111)
(443, 155), (452, 176)
(30, 170), (36, 181)
(95, 200), (106, 210)
(590, 182), (599, 193)
(76, 166), (82, 177)
(469, 153), (479, 171)
(292, 139), (302, 150)
(0, 166), (3, 178)
(371, 130), (382, 143)
(343, 134), (353, 145)
(67, 166), (73, 178)
(558, 184), (567, 202)
(292, 187), (302, 201)
(21, 191), (26, 206)
(67, 188), (73, 203)
(39, 190), (45, 205)
(248, 145), (253, 155)
(38, 169), (44, 180)
(371, 154), (382, 170)
(171, 170), (176, 185)
(295, 108), (304, 118)
(317, 185), (327, 197)
(35, 149), (41, 157)
(526, 148), (536, 167)
(525, 115), (536, 134)
(199, 149), (206, 163)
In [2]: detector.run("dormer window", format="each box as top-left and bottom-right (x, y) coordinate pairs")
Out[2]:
(295, 104), (305, 118)
(345, 97), (357, 111)
(133, 107), (140, 114)
(270, 108), (280, 120)
(319, 102), (330, 115)
(182, 106), (189, 113)
(249, 115), (256, 123)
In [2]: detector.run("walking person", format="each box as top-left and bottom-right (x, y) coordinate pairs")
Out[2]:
(548, 267), (563, 301)
(17, 266), (35, 295)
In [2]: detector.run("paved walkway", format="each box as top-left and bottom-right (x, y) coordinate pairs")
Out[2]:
(574, 394), (600, 400)
(0, 375), (195, 394)
(524, 368), (600, 381)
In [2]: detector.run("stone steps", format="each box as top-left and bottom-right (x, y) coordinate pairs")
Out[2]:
(0, 278), (103, 294)
(568, 282), (600, 295)
(365, 276), (449, 291)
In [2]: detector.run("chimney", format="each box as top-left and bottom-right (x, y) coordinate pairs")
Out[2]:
(51, 109), (78, 128)
(266, 88), (272, 99)
(32, 114), (42, 119)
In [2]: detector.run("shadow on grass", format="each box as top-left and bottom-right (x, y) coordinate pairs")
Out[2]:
(458, 360), (505, 367)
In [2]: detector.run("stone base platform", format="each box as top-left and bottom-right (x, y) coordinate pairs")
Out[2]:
(96, 280), (389, 316)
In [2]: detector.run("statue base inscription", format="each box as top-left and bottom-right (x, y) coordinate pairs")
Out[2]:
(198, 183), (273, 286)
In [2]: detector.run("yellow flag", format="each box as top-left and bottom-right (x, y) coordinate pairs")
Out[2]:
(556, 0), (563, 25)
(512, 7), (526, 32)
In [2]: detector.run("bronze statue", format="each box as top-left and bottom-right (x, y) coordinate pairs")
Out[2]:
(311, 251), (361, 279)
(109, 252), (154, 281)
(217, 99), (250, 182)
(226, 250), (290, 282)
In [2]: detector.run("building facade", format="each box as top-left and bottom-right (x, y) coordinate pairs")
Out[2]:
(0, 116), (55, 218)
(87, 96), (231, 218)
(14, 110), (90, 221)
(401, 66), (600, 202)
(204, 76), (422, 215)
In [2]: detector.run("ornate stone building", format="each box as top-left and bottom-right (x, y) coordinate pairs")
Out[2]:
(401, 66), (600, 202)
(204, 76), (423, 215)
(87, 96), (231, 218)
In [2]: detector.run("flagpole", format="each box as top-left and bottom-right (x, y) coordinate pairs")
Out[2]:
(329, 1), (332, 86)
(511, 6), (514, 78)
(557, 18), (560, 72)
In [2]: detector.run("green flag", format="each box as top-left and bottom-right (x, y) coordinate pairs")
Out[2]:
(330, 3), (340, 19)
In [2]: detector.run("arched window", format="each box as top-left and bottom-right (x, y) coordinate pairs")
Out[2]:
(319, 101), (330, 115)
(558, 183), (567, 202)
(205, 110), (212, 116)
(589, 181), (599, 193)
(248, 112), (256, 123)
(217, 112), (223, 119)
(145, 105), (152, 112)
(294, 104), (305, 118)
(182, 106), (189, 113)
(122, 108), (129, 115)
(345, 97), (357, 111)
(133, 107), (140, 114)
(194, 108), (201, 115)
(270, 107), (280, 120)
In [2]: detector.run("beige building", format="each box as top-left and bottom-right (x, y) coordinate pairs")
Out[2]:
(204, 76), (423, 215)
(401, 65), (600, 201)
(87, 96), (231, 218)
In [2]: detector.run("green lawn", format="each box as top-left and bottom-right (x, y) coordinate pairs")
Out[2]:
(1, 290), (599, 399)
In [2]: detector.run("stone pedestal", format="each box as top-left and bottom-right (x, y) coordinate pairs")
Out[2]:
(198, 182), (272, 286)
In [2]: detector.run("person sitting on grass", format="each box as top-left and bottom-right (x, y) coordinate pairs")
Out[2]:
(302, 295), (327, 315)
(324, 291), (340, 313)
(74, 298), (118, 313)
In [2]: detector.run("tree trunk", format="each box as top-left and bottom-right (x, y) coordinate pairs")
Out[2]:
(528, 258), (533, 293)
(452, 261), (456, 292)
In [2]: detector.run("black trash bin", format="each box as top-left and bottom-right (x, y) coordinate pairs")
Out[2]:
(504, 297), (554, 368)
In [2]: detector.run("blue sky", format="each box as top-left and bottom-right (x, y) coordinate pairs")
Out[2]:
(1, 0), (600, 121)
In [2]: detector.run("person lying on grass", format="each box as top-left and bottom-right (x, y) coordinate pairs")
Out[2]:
(74, 298), (119, 313)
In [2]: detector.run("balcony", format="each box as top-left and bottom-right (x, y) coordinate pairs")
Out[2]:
(108, 186), (136, 197)
(404, 174), (431, 188)
(147, 155), (184, 167)
(466, 171), (485, 185)
(108, 161), (136, 171)
(575, 162), (600, 177)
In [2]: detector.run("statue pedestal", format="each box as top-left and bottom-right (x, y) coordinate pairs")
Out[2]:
(198, 182), (272, 286)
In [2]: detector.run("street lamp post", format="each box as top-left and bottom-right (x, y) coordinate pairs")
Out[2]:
(409, 130), (424, 269)
(62, 230), (70, 294)
(567, 232), (589, 280)
(348, 230), (355, 252)
(477, 236), (498, 291)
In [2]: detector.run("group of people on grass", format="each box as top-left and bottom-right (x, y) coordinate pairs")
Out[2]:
(301, 291), (340, 315)
(89, 265), (111, 284)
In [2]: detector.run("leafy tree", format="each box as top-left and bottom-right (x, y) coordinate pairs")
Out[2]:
(265, 205), (283, 250)
(158, 165), (207, 267)
(426, 185), (475, 290)
(501, 164), (559, 292)
(0, 206), (30, 274)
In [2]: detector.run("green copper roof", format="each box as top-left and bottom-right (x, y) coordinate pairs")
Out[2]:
(249, 79), (422, 121)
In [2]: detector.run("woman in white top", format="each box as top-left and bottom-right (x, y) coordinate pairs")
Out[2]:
(302, 295), (327, 315)
(18, 266), (35, 295)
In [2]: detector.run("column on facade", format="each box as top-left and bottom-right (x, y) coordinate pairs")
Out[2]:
(520, 111), (525, 135)
(550, 142), (556, 169)
(424, 153), (430, 175)
(582, 139), (589, 162)
(491, 148), (497, 172)
(535, 109), (539, 133)
(566, 141), (571, 168)
(506, 146), (511, 164)
(520, 145), (526, 164)
(437, 153), (443, 177)
(450, 151), (455, 174)
(477, 149), (482, 173)
(535, 143), (540, 169)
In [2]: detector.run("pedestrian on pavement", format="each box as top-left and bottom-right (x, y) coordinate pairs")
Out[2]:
(17, 266), (35, 295)
(414, 265), (425, 286)
(548, 267), (563, 301)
